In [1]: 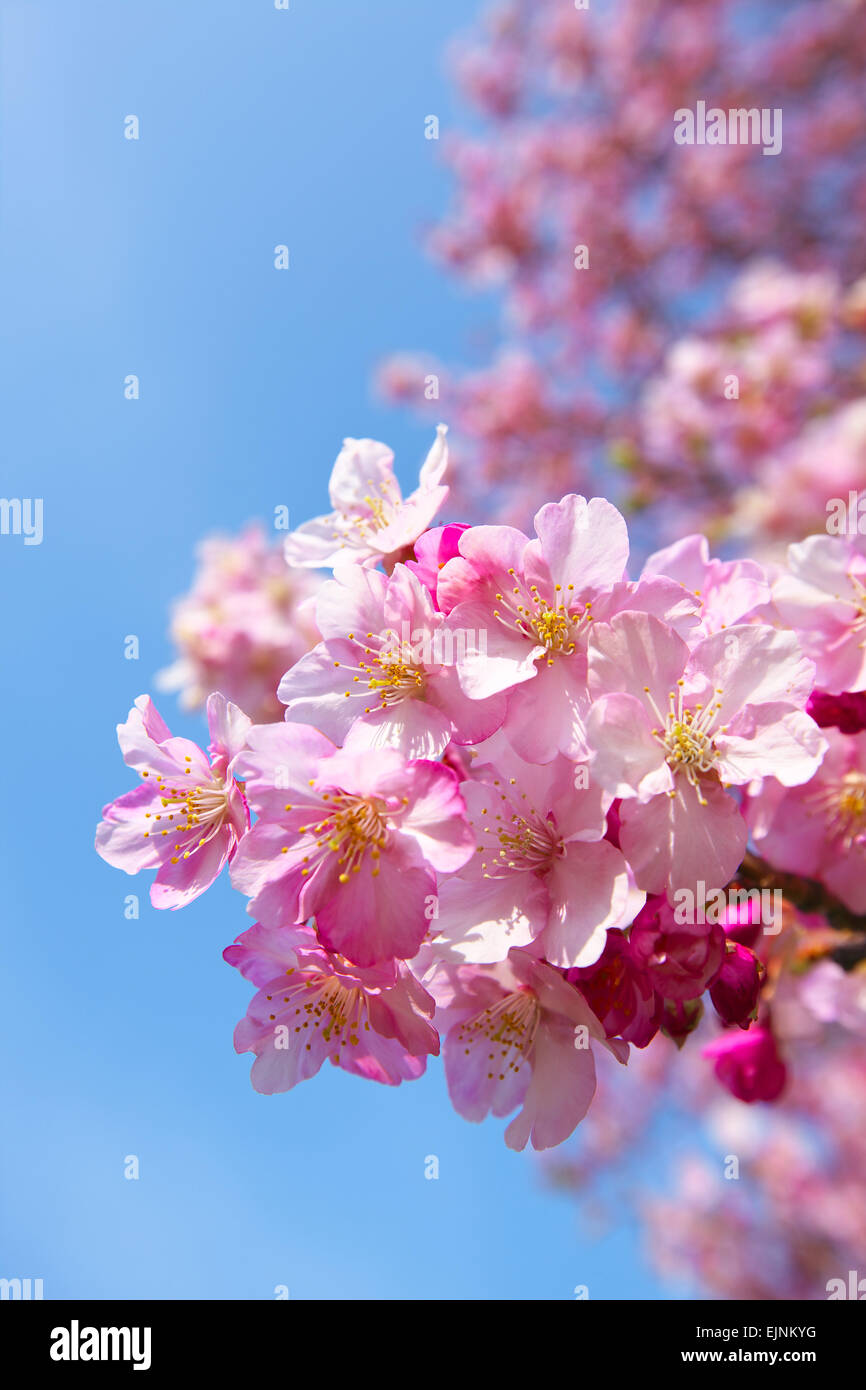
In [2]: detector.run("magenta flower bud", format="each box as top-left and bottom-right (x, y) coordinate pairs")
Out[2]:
(703, 1025), (786, 1103)
(603, 798), (623, 850)
(806, 688), (866, 735)
(718, 896), (763, 949)
(407, 523), (472, 609)
(629, 895), (725, 1000)
(710, 941), (765, 1027)
(660, 997), (704, 1049)
(568, 929), (661, 1049)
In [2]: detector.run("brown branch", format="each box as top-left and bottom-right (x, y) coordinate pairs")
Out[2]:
(731, 852), (866, 961)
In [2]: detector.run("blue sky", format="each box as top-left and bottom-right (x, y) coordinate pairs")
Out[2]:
(0, 0), (700, 1299)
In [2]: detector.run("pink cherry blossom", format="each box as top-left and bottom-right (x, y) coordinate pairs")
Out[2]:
(586, 611), (825, 895)
(792, 959), (866, 1037)
(88, 0), (866, 1257)
(747, 727), (866, 914)
(225, 922), (439, 1091)
(709, 940), (765, 1028)
(229, 723), (475, 966)
(96, 693), (250, 908)
(807, 687), (866, 734)
(431, 948), (628, 1151)
(156, 524), (322, 724)
(380, 0), (866, 528)
(431, 744), (641, 969)
(277, 561), (505, 759)
(438, 494), (696, 763)
(283, 426), (449, 570)
(641, 533), (770, 640)
(773, 533), (866, 694)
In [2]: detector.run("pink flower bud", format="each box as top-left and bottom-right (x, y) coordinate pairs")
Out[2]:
(630, 896), (725, 1001)
(710, 941), (765, 1027)
(703, 1025), (786, 1103)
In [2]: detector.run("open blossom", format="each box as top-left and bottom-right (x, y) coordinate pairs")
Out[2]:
(224, 923), (439, 1091)
(641, 534), (770, 640)
(229, 723), (475, 966)
(437, 493), (697, 764)
(747, 728), (866, 914)
(156, 524), (322, 724)
(586, 612), (825, 895)
(277, 561), (505, 759)
(431, 744), (641, 969)
(95, 693), (250, 908)
(283, 426), (449, 569)
(773, 534), (866, 693)
(431, 949), (628, 1151)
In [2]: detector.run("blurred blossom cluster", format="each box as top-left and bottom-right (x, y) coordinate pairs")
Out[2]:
(646, 1035), (866, 1300)
(632, 264), (866, 545)
(157, 524), (322, 723)
(380, 0), (866, 537)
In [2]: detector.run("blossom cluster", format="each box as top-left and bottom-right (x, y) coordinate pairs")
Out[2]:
(364, 0), (866, 1292)
(157, 524), (321, 724)
(96, 428), (866, 1151)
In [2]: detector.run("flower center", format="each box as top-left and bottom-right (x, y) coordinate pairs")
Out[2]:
(366, 652), (427, 706)
(264, 967), (371, 1056)
(331, 629), (427, 714)
(492, 568), (589, 665)
(491, 814), (561, 876)
(474, 783), (563, 877)
(309, 792), (390, 883)
(663, 711), (718, 772)
(529, 603), (575, 652)
(808, 772), (866, 849)
(334, 475), (398, 544)
(645, 681), (726, 805)
(456, 989), (541, 1082)
(140, 759), (231, 863)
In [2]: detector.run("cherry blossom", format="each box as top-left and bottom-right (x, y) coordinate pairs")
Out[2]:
(773, 533), (866, 694)
(277, 560), (505, 759)
(229, 723), (474, 966)
(431, 949), (628, 1152)
(225, 922), (439, 1091)
(96, 693), (250, 908)
(284, 426), (449, 569)
(586, 612), (824, 894)
(747, 728), (866, 914)
(431, 745), (640, 970)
